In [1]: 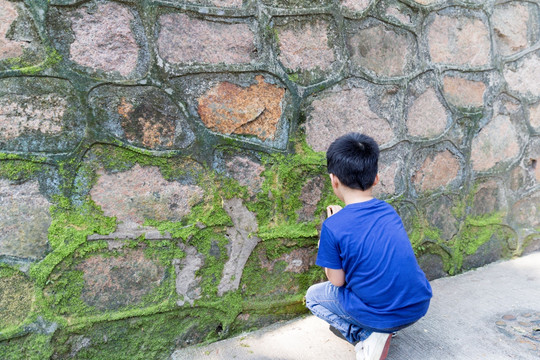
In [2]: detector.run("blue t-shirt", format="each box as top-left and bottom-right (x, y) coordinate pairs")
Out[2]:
(316, 198), (432, 329)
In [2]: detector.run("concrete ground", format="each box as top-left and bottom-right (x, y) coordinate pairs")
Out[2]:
(171, 252), (540, 360)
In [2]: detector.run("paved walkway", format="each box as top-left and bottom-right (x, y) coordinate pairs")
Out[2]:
(171, 252), (540, 360)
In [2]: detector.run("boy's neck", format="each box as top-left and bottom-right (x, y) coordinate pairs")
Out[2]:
(340, 186), (374, 206)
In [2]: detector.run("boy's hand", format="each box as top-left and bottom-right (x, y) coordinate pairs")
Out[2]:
(326, 205), (343, 218)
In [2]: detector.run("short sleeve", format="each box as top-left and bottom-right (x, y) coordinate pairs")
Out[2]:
(316, 223), (342, 270)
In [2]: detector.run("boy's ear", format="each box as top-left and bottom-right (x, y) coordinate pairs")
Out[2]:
(373, 174), (380, 187)
(329, 173), (340, 188)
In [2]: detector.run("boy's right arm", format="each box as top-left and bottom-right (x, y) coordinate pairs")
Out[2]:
(326, 205), (342, 217)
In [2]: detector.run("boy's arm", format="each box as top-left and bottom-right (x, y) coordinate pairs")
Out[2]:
(325, 267), (345, 287)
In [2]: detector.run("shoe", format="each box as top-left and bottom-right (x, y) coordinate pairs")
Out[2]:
(354, 341), (365, 360)
(362, 332), (392, 360)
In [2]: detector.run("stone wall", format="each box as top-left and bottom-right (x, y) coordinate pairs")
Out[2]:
(0, 0), (539, 358)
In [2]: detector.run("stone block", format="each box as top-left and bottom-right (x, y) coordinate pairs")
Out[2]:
(157, 13), (256, 66)
(48, 1), (148, 79)
(529, 102), (540, 130)
(90, 164), (204, 229)
(0, 180), (51, 260)
(492, 2), (532, 56)
(504, 52), (540, 99)
(341, 0), (371, 12)
(274, 17), (337, 76)
(214, 151), (265, 196)
(511, 192), (540, 230)
(471, 115), (520, 172)
(426, 12), (491, 66)
(305, 82), (396, 152)
(526, 138), (540, 183)
(406, 87), (447, 138)
(0, 272), (33, 330)
(0, 77), (85, 153)
(296, 175), (325, 222)
(262, 0), (331, 7)
(461, 233), (511, 271)
(89, 85), (195, 151)
(472, 180), (505, 216)
(412, 150), (460, 192)
(0, 0), (45, 71)
(442, 76), (486, 109)
(188, 0), (243, 6)
(174, 243), (204, 306)
(197, 75), (286, 141)
(0, 0), (24, 60)
(347, 21), (416, 77)
(77, 250), (166, 310)
(373, 144), (409, 197)
(218, 198), (260, 296)
(258, 247), (316, 274)
(380, 0), (416, 26)
(417, 253), (447, 281)
(426, 195), (459, 241)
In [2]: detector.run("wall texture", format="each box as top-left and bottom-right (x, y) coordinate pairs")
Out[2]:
(0, 0), (539, 358)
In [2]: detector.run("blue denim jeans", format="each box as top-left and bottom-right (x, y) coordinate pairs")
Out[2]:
(305, 282), (412, 344)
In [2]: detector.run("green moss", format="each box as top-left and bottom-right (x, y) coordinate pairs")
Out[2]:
(0, 160), (44, 182)
(9, 47), (62, 75)
(0, 334), (54, 360)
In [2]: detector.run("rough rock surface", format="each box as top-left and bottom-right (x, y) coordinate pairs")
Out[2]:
(413, 150), (460, 192)
(0, 0), (25, 60)
(90, 165), (204, 228)
(217, 198), (260, 296)
(198, 75), (286, 140)
(306, 86), (394, 152)
(442, 76), (486, 109)
(0, 180), (51, 260)
(471, 115), (520, 171)
(158, 13), (255, 65)
(406, 87), (447, 137)
(69, 2), (140, 76)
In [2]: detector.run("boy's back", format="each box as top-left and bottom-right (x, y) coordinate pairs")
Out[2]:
(317, 198), (432, 330)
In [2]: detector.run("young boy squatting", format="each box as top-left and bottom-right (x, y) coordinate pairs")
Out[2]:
(305, 133), (432, 360)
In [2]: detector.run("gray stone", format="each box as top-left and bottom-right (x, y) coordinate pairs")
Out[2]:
(174, 243), (204, 306)
(426, 195), (459, 241)
(529, 101), (540, 130)
(0, 77), (85, 153)
(0, 180), (51, 260)
(472, 180), (505, 216)
(217, 198), (260, 296)
(406, 87), (447, 138)
(417, 253), (447, 281)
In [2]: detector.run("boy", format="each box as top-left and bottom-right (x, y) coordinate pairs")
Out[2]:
(305, 133), (432, 360)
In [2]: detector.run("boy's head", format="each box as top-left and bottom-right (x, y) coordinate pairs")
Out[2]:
(326, 132), (379, 191)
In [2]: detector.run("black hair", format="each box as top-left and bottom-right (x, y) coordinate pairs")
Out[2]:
(326, 132), (379, 191)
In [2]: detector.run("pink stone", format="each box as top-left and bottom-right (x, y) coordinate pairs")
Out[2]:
(413, 0), (439, 4)
(492, 2), (530, 56)
(427, 14), (490, 66)
(157, 13), (255, 65)
(413, 150), (460, 192)
(297, 175), (325, 222)
(0, 94), (67, 140)
(348, 24), (413, 77)
(373, 160), (399, 196)
(530, 102), (540, 130)
(504, 54), (540, 98)
(386, 6), (412, 25)
(340, 0), (371, 12)
(277, 19), (335, 71)
(406, 87), (447, 137)
(471, 115), (520, 171)
(512, 192), (540, 228)
(90, 164), (204, 228)
(0, 0), (25, 60)
(0, 180), (51, 260)
(305, 86), (394, 152)
(70, 3), (139, 76)
(77, 250), (165, 310)
(225, 156), (265, 195)
(443, 76), (486, 108)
